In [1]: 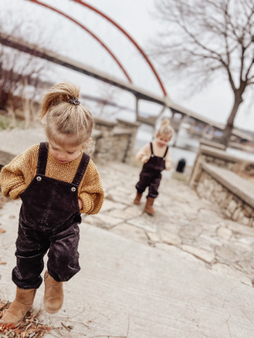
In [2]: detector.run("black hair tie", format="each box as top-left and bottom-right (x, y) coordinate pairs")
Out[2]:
(68, 97), (80, 105)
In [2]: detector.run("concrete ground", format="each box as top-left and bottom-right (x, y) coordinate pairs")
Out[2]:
(0, 128), (254, 337)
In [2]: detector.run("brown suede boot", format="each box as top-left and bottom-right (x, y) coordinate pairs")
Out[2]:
(133, 192), (142, 205)
(1, 287), (36, 325)
(44, 271), (63, 314)
(144, 197), (155, 216)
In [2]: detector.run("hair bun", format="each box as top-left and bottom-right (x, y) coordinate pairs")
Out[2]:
(40, 82), (80, 119)
(161, 118), (170, 126)
(157, 118), (174, 139)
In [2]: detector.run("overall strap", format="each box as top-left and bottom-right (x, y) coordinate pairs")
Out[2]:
(150, 142), (154, 157)
(163, 146), (169, 160)
(72, 152), (90, 186)
(37, 142), (48, 175)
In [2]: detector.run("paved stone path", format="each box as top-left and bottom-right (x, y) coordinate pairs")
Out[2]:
(84, 160), (254, 288)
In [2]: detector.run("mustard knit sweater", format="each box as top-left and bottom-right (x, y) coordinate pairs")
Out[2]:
(0, 144), (104, 215)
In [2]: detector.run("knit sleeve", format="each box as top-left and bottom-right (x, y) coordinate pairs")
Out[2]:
(135, 143), (151, 163)
(78, 159), (104, 215)
(0, 144), (39, 199)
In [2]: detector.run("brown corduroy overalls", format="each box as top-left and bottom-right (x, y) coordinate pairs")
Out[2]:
(136, 142), (168, 199)
(12, 142), (90, 289)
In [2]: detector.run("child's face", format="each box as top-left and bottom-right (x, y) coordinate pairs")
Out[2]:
(49, 141), (83, 164)
(156, 134), (171, 147)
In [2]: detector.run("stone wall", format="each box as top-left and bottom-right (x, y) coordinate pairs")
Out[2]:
(189, 145), (254, 227)
(196, 163), (254, 227)
(189, 145), (250, 188)
(93, 117), (140, 164)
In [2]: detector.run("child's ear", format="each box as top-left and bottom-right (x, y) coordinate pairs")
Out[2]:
(81, 138), (92, 149)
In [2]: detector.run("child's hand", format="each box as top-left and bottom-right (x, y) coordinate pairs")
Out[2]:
(141, 155), (149, 163)
(78, 198), (83, 210)
(165, 162), (171, 170)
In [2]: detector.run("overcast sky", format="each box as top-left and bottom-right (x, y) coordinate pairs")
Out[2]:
(1, 0), (254, 131)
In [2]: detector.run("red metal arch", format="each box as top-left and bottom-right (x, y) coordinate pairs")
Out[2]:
(26, 0), (132, 83)
(71, 0), (167, 97)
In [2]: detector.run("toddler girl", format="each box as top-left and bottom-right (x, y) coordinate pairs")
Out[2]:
(134, 119), (173, 215)
(0, 82), (104, 324)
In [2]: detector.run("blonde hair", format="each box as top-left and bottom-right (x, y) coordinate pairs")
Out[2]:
(40, 82), (93, 148)
(157, 118), (174, 139)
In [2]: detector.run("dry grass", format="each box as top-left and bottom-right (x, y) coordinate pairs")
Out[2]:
(0, 300), (50, 338)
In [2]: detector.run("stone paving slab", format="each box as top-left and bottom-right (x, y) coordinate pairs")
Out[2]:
(1, 200), (254, 337)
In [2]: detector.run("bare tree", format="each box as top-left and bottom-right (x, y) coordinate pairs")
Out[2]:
(0, 8), (53, 126)
(0, 47), (47, 111)
(150, 0), (254, 145)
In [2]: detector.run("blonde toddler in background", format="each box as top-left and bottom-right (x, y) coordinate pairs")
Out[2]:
(134, 119), (174, 215)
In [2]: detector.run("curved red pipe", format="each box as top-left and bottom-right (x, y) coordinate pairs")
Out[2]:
(26, 0), (132, 83)
(71, 0), (167, 97)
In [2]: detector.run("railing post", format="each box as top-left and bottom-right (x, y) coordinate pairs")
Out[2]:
(135, 96), (139, 120)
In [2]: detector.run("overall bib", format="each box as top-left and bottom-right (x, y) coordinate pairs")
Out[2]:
(13, 142), (90, 289)
(136, 142), (168, 199)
